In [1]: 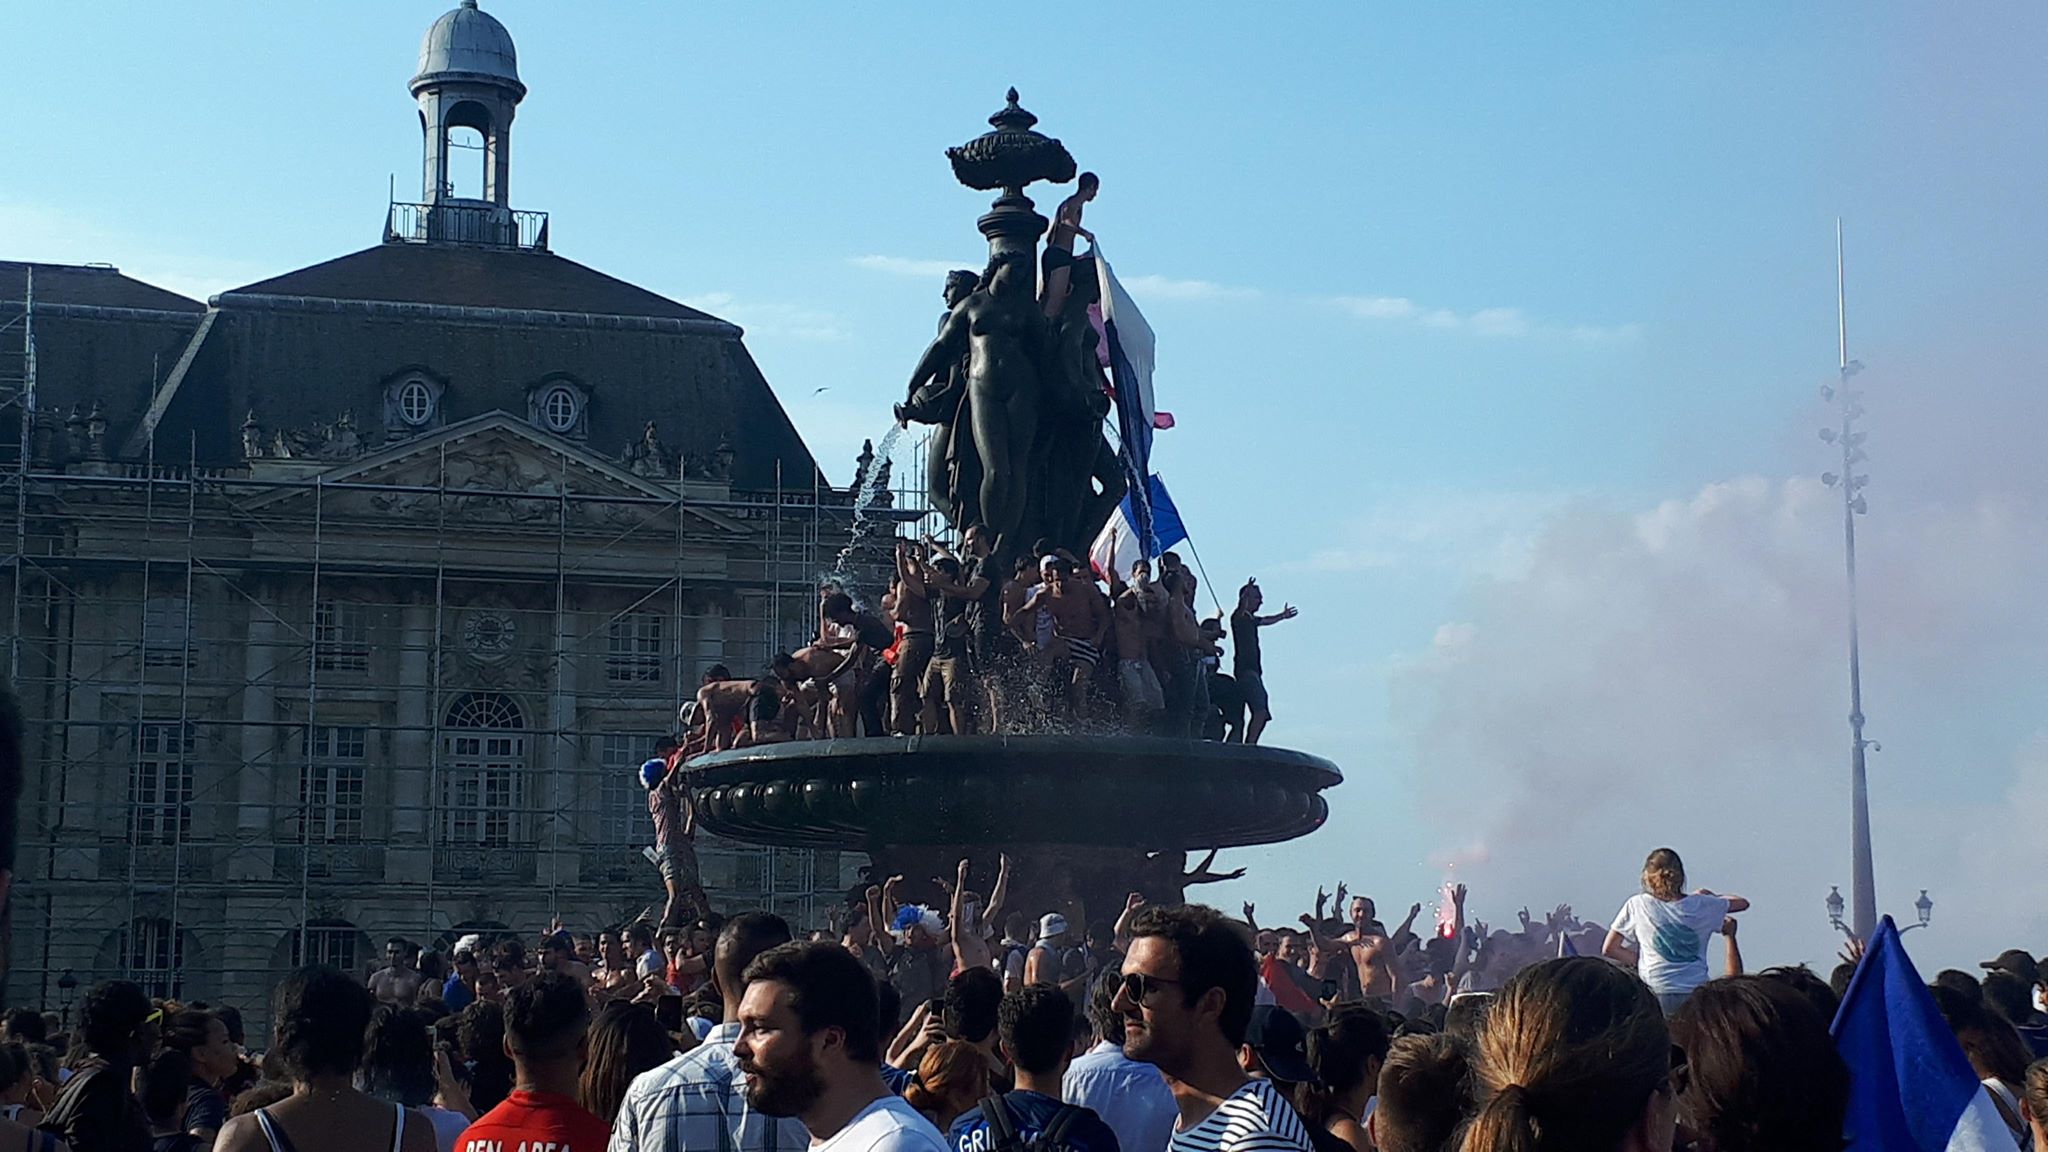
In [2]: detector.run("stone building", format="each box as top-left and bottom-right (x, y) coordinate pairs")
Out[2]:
(0, 1), (888, 1025)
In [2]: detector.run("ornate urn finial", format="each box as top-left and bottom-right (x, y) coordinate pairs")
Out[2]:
(947, 87), (1076, 195)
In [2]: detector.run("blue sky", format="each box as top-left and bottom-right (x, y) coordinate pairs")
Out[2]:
(6, 2), (2046, 972)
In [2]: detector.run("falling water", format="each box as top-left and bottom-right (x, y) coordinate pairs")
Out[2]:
(827, 422), (906, 591)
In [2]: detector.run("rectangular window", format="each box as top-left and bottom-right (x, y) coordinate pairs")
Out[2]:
(142, 597), (192, 668)
(314, 600), (369, 674)
(301, 725), (367, 843)
(131, 722), (195, 845)
(606, 611), (663, 684)
(598, 733), (643, 846)
(442, 733), (523, 849)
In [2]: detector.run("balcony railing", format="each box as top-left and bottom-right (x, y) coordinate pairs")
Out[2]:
(435, 845), (537, 883)
(385, 201), (549, 251)
(275, 844), (385, 881)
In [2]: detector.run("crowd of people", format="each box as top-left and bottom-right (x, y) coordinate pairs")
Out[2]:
(682, 539), (1299, 750)
(16, 846), (2048, 1152)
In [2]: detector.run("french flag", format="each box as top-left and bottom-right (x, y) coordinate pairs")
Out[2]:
(1094, 252), (1169, 552)
(1089, 474), (1188, 582)
(1832, 917), (2012, 1151)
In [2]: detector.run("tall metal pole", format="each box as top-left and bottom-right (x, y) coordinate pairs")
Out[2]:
(1831, 219), (1878, 940)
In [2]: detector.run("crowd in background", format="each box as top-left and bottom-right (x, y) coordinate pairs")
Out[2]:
(14, 846), (2048, 1152)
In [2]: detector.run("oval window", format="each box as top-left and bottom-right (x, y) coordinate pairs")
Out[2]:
(540, 385), (579, 432)
(398, 379), (435, 427)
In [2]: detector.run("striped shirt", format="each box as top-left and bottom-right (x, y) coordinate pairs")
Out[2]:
(1169, 1080), (1312, 1152)
(608, 1021), (811, 1152)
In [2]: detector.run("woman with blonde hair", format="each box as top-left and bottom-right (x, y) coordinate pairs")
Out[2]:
(1461, 957), (1680, 1152)
(902, 1039), (989, 1132)
(1602, 848), (1748, 1014)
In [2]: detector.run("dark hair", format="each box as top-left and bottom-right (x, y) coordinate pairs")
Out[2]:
(704, 663), (733, 681)
(456, 1001), (514, 1113)
(272, 966), (372, 1079)
(1828, 961), (1856, 1002)
(1930, 983), (2031, 1085)
(1087, 965), (1124, 1045)
(1301, 1006), (1390, 1127)
(1079, 171), (1100, 190)
(2027, 1061), (2048, 1136)
(217, 1005), (246, 1046)
(2, 1009), (45, 1044)
(944, 967), (1003, 1045)
(1444, 994), (1492, 1047)
(625, 922), (655, 949)
(740, 941), (881, 1062)
(580, 1002), (674, 1126)
(160, 1005), (221, 1056)
(1982, 970), (2035, 1026)
(1932, 969), (1983, 1002)
(385, 937), (409, 952)
(715, 911), (793, 997)
(821, 593), (854, 616)
(140, 1049), (193, 1125)
(999, 984), (1074, 1076)
(1127, 904), (1258, 1047)
(1464, 957), (1669, 1152)
(1669, 977), (1849, 1152)
(504, 972), (590, 1064)
(79, 979), (153, 1058)
(1757, 965), (1839, 1026)
(1373, 1034), (1470, 1152)
(359, 1006), (436, 1107)
(0, 1042), (26, 1094)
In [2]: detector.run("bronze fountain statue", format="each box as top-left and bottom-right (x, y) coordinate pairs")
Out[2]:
(688, 92), (1339, 919)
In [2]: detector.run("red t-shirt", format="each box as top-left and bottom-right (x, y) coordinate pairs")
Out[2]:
(457, 1089), (611, 1152)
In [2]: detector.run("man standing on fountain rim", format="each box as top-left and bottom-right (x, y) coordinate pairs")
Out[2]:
(1042, 172), (1099, 320)
(1229, 580), (1298, 746)
(1112, 905), (1313, 1152)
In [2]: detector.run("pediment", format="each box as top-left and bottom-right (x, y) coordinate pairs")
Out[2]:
(240, 412), (749, 534)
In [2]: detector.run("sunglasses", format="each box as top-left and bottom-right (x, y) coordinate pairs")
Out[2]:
(1117, 972), (1183, 1004)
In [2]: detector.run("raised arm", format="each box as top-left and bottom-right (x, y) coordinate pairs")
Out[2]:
(1722, 917), (1743, 977)
(1255, 604), (1300, 627)
(1115, 892), (1145, 949)
(984, 853), (1013, 930)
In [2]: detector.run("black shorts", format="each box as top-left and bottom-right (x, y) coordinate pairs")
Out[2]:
(1041, 244), (1076, 279)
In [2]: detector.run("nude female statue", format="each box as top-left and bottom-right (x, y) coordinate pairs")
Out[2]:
(903, 251), (1044, 561)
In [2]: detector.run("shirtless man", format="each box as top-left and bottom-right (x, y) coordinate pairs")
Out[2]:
(693, 676), (760, 751)
(1114, 558), (1166, 728)
(818, 592), (895, 736)
(946, 854), (1012, 975)
(1042, 171), (1099, 318)
(771, 649), (840, 737)
(891, 540), (936, 734)
(1017, 557), (1110, 717)
(369, 938), (423, 1005)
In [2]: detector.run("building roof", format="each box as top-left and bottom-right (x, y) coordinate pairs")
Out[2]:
(220, 244), (730, 327)
(0, 261), (204, 315)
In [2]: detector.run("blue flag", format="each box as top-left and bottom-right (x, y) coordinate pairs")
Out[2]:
(1089, 474), (1189, 580)
(1831, 917), (2010, 1151)
(1095, 253), (1159, 555)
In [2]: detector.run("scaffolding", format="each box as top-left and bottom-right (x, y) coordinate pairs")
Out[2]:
(0, 269), (937, 1028)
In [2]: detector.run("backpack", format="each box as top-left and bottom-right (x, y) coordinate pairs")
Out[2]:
(980, 1095), (1086, 1152)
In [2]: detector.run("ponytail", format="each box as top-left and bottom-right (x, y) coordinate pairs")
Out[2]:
(1461, 1082), (1541, 1152)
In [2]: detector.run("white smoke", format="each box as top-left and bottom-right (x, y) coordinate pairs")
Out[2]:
(1389, 356), (2048, 971)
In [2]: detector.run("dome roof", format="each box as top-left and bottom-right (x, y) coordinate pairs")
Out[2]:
(412, 0), (523, 96)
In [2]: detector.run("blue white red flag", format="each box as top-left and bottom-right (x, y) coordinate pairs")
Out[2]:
(1089, 474), (1188, 581)
(1832, 917), (2011, 1152)
(1095, 252), (1163, 549)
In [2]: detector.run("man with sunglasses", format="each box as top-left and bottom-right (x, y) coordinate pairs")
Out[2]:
(1110, 906), (1311, 1152)
(40, 979), (156, 1152)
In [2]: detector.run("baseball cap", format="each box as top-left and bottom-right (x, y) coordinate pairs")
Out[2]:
(1037, 913), (1068, 940)
(1980, 949), (2039, 984)
(1244, 1004), (1318, 1085)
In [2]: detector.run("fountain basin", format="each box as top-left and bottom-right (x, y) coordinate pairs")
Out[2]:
(686, 735), (1341, 851)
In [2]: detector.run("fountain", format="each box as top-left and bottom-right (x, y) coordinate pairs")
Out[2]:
(685, 91), (1341, 920)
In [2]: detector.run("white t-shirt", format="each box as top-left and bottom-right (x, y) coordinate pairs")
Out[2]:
(1609, 892), (1732, 995)
(813, 1093), (950, 1152)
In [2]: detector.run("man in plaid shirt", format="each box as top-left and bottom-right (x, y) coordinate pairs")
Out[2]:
(610, 913), (807, 1152)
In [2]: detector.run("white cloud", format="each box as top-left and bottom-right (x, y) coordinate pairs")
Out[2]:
(679, 291), (849, 343)
(1120, 274), (1259, 301)
(848, 255), (972, 278)
(1278, 488), (1579, 580)
(1388, 469), (2048, 969)
(1331, 293), (1639, 343)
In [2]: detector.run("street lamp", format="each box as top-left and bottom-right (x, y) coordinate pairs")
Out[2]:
(1827, 885), (1931, 937)
(55, 969), (76, 1027)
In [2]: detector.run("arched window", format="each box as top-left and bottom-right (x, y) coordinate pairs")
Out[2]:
(442, 693), (524, 849)
(127, 917), (185, 999)
(289, 918), (367, 977)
